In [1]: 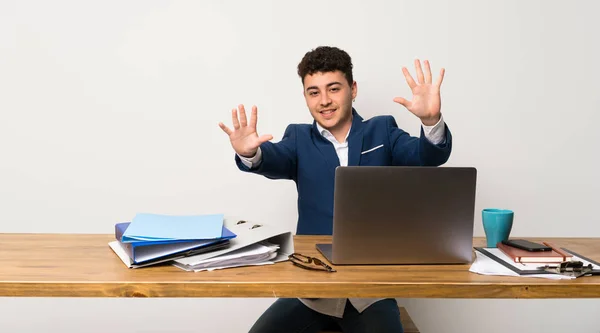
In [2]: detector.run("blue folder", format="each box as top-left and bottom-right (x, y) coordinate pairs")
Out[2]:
(115, 222), (236, 264)
(121, 213), (225, 243)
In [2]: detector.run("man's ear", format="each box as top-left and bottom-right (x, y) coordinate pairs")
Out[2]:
(351, 81), (357, 100)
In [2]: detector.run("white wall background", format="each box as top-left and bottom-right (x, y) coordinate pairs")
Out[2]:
(1, 0), (599, 332)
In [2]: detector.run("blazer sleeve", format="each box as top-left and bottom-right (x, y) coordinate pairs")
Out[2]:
(387, 116), (452, 166)
(234, 124), (298, 180)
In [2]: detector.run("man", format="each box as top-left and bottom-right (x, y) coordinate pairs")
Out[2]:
(219, 46), (451, 333)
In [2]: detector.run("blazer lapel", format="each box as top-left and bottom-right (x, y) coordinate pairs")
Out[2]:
(311, 108), (365, 168)
(311, 124), (340, 170)
(347, 109), (364, 166)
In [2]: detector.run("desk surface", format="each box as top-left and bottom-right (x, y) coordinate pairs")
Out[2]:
(1, 234), (600, 298)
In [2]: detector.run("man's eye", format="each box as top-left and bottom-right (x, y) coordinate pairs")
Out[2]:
(330, 88), (339, 92)
(309, 91), (318, 96)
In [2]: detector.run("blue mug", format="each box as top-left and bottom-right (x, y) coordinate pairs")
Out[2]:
(482, 209), (514, 248)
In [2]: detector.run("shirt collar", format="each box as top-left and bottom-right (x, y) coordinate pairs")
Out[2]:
(315, 117), (353, 144)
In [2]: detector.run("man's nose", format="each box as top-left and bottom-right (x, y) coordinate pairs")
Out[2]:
(320, 92), (332, 106)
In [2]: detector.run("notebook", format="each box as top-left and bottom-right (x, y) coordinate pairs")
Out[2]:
(497, 241), (573, 263)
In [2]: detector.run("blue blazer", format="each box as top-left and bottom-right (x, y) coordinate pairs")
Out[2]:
(235, 109), (452, 235)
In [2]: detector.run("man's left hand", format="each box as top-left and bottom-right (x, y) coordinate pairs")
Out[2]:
(393, 59), (445, 126)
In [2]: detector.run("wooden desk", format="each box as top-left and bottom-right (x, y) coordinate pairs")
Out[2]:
(1, 234), (599, 298)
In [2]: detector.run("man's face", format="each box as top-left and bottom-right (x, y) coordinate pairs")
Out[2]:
(303, 70), (357, 133)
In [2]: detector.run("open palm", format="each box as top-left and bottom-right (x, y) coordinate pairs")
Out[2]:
(393, 59), (445, 126)
(219, 105), (273, 158)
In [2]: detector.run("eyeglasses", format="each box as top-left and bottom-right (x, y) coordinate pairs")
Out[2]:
(288, 253), (336, 272)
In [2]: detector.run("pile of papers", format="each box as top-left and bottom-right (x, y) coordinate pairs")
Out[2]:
(470, 247), (600, 280)
(108, 213), (294, 271)
(109, 213), (235, 268)
(173, 241), (280, 272)
(172, 219), (293, 271)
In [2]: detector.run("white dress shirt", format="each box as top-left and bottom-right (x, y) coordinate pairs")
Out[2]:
(238, 115), (446, 317)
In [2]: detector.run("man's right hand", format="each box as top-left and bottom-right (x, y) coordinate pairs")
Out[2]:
(219, 104), (273, 158)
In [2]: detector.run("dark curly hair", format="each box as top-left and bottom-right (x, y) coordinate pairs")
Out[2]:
(297, 46), (353, 86)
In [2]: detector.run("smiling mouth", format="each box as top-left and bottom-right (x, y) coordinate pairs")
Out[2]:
(320, 109), (336, 115)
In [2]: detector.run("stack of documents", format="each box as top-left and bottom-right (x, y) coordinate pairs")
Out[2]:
(172, 217), (295, 272)
(109, 213), (236, 268)
(108, 214), (296, 272)
(173, 241), (280, 272)
(471, 247), (600, 280)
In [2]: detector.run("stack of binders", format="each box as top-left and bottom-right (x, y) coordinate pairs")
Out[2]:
(108, 213), (236, 268)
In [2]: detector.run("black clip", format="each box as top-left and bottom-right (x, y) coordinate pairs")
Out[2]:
(539, 260), (594, 277)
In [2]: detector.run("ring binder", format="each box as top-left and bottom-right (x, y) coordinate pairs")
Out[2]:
(173, 218), (294, 271)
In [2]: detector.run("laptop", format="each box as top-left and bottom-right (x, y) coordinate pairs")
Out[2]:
(316, 166), (477, 265)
